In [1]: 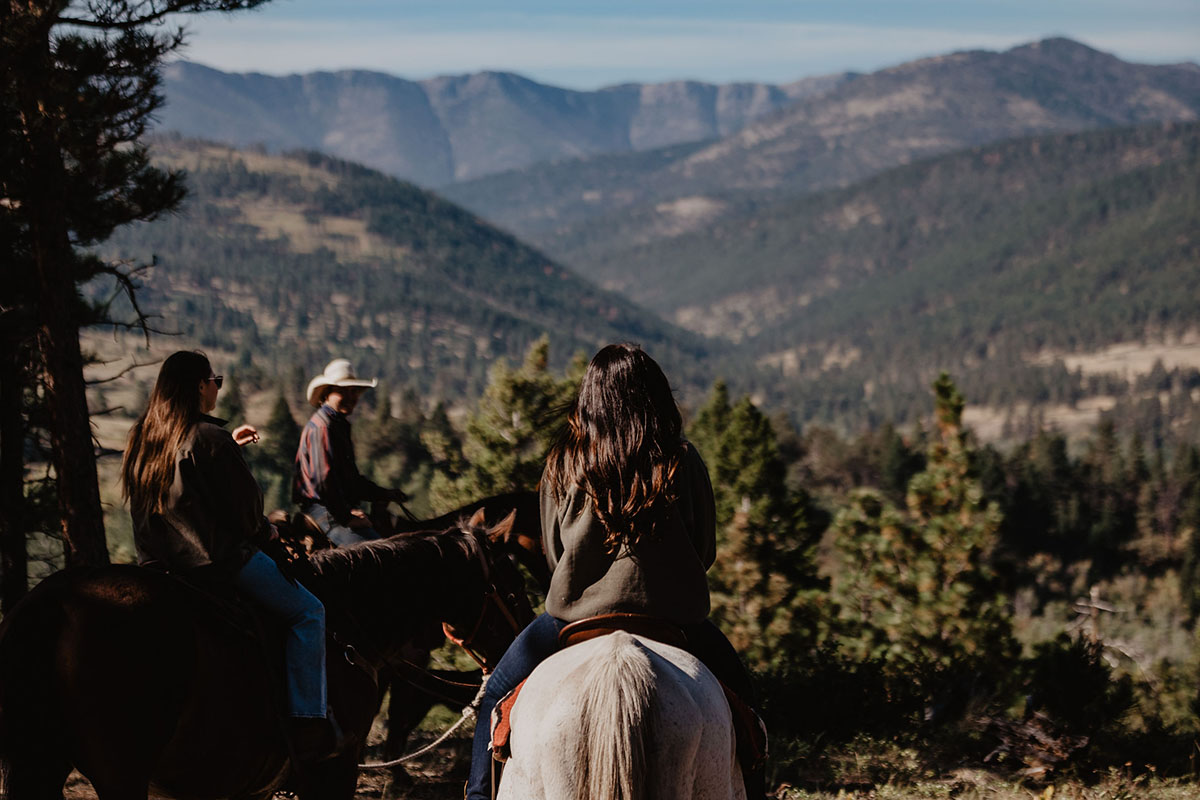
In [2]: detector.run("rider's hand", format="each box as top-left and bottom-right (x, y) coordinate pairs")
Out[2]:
(232, 424), (259, 446)
(348, 508), (372, 529)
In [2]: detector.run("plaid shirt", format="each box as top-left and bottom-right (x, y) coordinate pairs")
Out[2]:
(293, 404), (387, 525)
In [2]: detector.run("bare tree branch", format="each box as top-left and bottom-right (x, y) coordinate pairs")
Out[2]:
(87, 405), (127, 417)
(91, 260), (158, 346)
(85, 356), (161, 385)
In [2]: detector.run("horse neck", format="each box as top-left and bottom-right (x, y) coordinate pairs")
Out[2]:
(307, 532), (477, 650)
(391, 491), (539, 535)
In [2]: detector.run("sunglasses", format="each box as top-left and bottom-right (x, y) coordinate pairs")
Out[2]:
(206, 375), (224, 389)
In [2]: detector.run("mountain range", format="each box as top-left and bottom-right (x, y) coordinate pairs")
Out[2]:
(160, 61), (853, 186)
(439, 38), (1200, 270)
(140, 38), (1200, 442)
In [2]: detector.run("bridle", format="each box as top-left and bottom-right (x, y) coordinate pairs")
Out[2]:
(349, 532), (530, 773)
(442, 533), (527, 672)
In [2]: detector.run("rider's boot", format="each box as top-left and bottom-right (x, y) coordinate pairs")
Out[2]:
(288, 707), (349, 763)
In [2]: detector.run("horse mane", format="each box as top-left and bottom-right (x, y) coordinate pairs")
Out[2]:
(574, 631), (657, 800)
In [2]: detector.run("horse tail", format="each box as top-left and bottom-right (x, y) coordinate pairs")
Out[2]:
(574, 631), (657, 800)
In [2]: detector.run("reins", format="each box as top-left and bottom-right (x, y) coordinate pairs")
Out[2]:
(356, 673), (490, 770)
(392, 498), (422, 524)
(441, 539), (524, 671)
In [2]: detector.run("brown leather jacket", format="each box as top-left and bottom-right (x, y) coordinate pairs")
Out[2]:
(541, 441), (717, 625)
(133, 415), (267, 576)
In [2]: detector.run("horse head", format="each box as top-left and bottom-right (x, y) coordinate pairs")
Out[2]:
(442, 508), (536, 671)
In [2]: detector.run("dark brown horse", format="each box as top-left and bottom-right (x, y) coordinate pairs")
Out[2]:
(364, 492), (546, 794)
(387, 491), (548, 592)
(0, 519), (533, 799)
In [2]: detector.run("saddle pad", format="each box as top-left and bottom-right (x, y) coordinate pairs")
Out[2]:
(489, 680), (527, 762)
(721, 680), (769, 771)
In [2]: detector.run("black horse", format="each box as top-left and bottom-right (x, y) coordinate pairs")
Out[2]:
(0, 517), (532, 799)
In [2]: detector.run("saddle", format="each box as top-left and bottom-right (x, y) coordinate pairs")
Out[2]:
(489, 613), (767, 772)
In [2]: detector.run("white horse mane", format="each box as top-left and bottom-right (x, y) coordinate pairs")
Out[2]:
(574, 632), (657, 800)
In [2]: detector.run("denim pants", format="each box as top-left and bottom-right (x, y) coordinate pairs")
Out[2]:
(234, 550), (328, 718)
(465, 612), (756, 800)
(306, 502), (381, 548)
(467, 613), (566, 800)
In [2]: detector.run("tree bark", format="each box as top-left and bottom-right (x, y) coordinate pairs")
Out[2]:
(17, 20), (110, 568)
(0, 343), (29, 610)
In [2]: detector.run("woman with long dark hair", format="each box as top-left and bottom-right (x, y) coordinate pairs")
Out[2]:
(466, 342), (758, 799)
(122, 350), (334, 756)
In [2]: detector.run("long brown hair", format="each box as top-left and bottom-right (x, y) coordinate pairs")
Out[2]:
(543, 343), (683, 552)
(121, 350), (212, 523)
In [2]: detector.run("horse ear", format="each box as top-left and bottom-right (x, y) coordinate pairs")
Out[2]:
(487, 510), (517, 543)
(467, 507), (487, 529)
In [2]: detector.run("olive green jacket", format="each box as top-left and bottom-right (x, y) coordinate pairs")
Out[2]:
(541, 442), (716, 624)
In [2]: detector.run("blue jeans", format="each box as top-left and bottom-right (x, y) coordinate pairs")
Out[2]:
(467, 613), (566, 800)
(465, 612), (756, 800)
(307, 503), (381, 547)
(234, 550), (328, 718)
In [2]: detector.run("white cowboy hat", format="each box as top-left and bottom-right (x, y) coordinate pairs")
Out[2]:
(306, 358), (378, 407)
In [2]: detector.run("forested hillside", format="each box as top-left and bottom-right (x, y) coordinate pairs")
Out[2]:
(612, 122), (1200, 442)
(97, 139), (712, 400)
(96, 125), (1200, 448)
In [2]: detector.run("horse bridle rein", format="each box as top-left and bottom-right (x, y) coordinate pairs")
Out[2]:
(441, 533), (526, 672)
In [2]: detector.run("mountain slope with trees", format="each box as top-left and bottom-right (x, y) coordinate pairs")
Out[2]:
(98, 138), (713, 400)
(583, 121), (1200, 438)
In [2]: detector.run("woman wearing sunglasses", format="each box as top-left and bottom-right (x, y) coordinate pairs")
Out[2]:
(121, 350), (336, 759)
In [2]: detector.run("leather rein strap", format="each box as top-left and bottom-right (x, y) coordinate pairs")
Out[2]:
(442, 538), (524, 672)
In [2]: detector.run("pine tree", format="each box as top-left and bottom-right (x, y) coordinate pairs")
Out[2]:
(428, 337), (580, 511)
(352, 387), (432, 504)
(1, 0), (269, 570)
(214, 373), (246, 427)
(1175, 444), (1200, 621)
(247, 390), (300, 513)
(830, 373), (1016, 690)
(690, 382), (824, 669)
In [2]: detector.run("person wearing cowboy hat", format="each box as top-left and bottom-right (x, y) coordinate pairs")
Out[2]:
(292, 358), (405, 547)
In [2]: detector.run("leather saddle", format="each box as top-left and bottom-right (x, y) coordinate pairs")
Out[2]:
(490, 613), (767, 772)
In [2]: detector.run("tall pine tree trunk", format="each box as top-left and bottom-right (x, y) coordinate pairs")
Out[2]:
(0, 343), (28, 610)
(17, 21), (109, 568)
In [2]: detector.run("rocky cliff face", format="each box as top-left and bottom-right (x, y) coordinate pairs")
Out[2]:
(159, 62), (852, 185)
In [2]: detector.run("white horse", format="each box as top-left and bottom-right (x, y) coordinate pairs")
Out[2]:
(496, 630), (746, 800)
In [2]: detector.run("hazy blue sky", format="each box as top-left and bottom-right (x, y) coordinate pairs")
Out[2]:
(177, 0), (1200, 88)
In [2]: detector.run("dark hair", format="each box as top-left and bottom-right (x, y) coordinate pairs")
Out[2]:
(121, 350), (212, 523)
(543, 343), (683, 552)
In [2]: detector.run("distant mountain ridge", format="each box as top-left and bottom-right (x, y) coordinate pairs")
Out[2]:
(159, 62), (853, 186)
(441, 38), (1200, 266)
